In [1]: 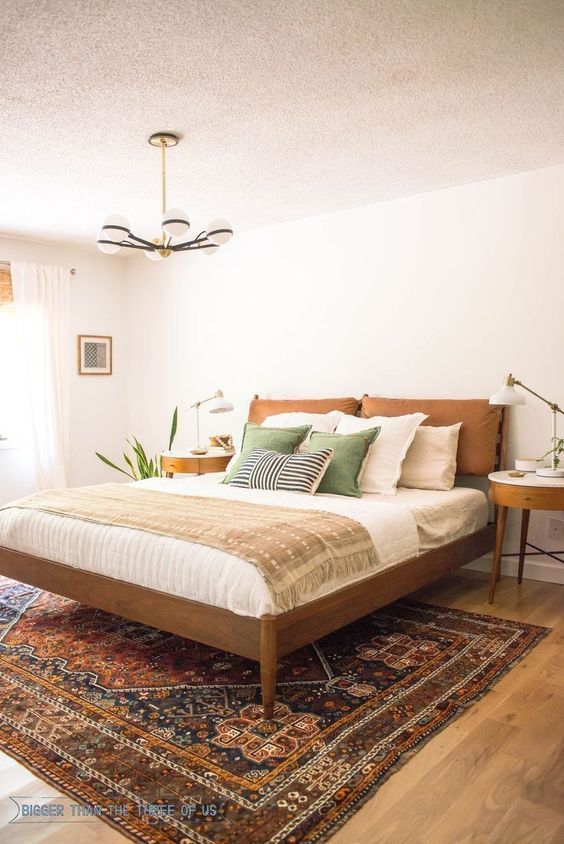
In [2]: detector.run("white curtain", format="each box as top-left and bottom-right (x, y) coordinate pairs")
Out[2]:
(11, 262), (70, 489)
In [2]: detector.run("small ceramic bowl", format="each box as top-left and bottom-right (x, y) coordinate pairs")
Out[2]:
(515, 458), (539, 473)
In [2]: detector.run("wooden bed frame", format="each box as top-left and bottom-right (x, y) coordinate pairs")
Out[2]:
(0, 400), (508, 719)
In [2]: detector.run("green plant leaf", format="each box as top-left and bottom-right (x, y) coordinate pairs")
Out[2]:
(123, 453), (139, 480)
(539, 437), (564, 463)
(133, 437), (150, 469)
(128, 438), (149, 478)
(95, 452), (135, 480)
(98, 409), (178, 481)
(135, 454), (146, 478)
(168, 407), (178, 451)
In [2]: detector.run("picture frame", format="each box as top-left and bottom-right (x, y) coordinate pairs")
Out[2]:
(77, 335), (112, 376)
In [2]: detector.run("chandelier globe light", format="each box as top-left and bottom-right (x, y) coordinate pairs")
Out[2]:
(97, 239), (121, 255)
(162, 208), (190, 237)
(144, 248), (164, 262)
(97, 132), (233, 260)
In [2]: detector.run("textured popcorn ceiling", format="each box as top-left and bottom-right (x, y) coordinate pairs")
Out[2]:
(1, 0), (563, 247)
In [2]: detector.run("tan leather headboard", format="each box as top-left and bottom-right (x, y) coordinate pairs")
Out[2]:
(361, 396), (503, 476)
(248, 397), (359, 425)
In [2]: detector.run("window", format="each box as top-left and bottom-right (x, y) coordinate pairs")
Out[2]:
(0, 263), (12, 307)
(0, 263), (29, 444)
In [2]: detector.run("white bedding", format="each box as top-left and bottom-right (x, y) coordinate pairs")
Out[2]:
(363, 486), (488, 551)
(0, 476), (487, 618)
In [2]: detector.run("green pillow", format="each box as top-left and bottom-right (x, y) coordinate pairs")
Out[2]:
(309, 428), (380, 497)
(223, 423), (311, 483)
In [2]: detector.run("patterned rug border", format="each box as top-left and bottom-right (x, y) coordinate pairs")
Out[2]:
(0, 586), (551, 844)
(316, 600), (551, 842)
(0, 740), (145, 843)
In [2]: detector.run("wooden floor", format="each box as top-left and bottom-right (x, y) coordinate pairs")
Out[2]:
(0, 568), (563, 843)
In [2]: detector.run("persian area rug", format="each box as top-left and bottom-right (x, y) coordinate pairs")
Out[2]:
(0, 578), (548, 843)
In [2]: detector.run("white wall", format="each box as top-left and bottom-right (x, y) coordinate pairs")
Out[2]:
(126, 163), (564, 582)
(0, 236), (128, 503)
(0, 167), (561, 582)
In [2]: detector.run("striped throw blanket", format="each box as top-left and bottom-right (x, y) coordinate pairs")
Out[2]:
(5, 484), (378, 612)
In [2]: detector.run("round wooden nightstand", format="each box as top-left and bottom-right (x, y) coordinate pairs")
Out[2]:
(488, 471), (564, 603)
(161, 448), (234, 478)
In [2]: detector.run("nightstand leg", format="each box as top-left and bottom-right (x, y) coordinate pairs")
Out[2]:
(166, 472), (173, 479)
(489, 506), (508, 604)
(518, 509), (530, 585)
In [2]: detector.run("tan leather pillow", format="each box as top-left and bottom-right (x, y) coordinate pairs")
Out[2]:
(360, 397), (501, 476)
(248, 397), (359, 425)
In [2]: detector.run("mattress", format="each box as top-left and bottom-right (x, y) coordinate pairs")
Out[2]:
(0, 476), (487, 618)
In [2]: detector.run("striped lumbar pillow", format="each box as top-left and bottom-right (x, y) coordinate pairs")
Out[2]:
(228, 447), (333, 494)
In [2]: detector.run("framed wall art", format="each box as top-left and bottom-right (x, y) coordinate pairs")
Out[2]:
(77, 335), (112, 375)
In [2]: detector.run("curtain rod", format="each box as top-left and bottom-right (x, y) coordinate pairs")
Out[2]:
(0, 260), (76, 275)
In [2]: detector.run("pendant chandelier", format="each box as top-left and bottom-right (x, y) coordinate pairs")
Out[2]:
(97, 132), (233, 260)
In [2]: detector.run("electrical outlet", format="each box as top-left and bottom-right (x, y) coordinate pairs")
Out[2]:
(548, 518), (564, 542)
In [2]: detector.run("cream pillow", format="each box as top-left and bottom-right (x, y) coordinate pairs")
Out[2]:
(262, 411), (344, 451)
(400, 423), (462, 490)
(336, 413), (428, 495)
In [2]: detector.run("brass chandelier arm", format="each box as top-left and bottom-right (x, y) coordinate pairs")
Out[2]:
(171, 228), (231, 252)
(99, 231), (214, 253)
(97, 239), (148, 251)
(107, 233), (216, 253)
(171, 241), (215, 251)
(171, 231), (210, 251)
(168, 231), (212, 251)
(127, 233), (161, 249)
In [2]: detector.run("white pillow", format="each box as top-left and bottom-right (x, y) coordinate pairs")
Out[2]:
(262, 411), (344, 452)
(336, 413), (428, 495)
(399, 423), (462, 490)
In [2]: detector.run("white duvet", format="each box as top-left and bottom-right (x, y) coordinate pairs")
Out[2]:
(0, 476), (487, 618)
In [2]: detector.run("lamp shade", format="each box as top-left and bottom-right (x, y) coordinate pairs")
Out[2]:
(162, 208), (190, 237)
(208, 391), (234, 414)
(201, 243), (220, 257)
(97, 238), (122, 255)
(101, 214), (130, 241)
(489, 383), (526, 406)
(206, 219), (233, 246)
(144, 248), (163, 261)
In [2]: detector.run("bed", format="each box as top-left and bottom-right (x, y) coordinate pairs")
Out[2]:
(0, 395), (508, 719)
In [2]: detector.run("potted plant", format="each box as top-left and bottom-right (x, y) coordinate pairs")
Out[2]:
(96, 408), (178, 480)
(538, 437), (564, 472)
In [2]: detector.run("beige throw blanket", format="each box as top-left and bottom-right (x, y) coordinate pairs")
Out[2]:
(6, 484), (378, 612)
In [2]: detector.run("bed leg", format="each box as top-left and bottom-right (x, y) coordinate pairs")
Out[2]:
(260, 615), (278, 720)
